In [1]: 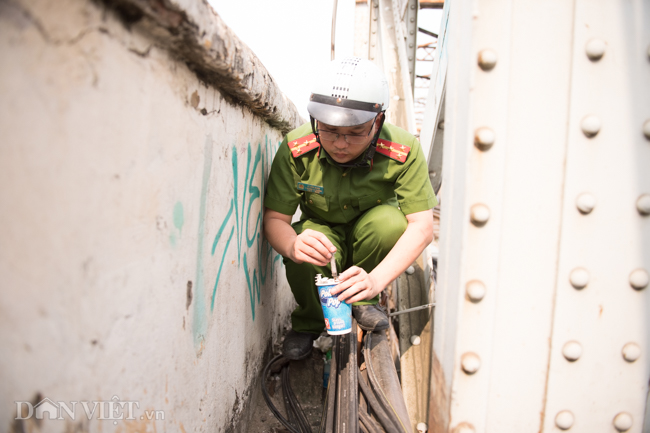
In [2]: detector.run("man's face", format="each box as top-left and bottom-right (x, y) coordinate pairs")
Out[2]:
(317, 116), (379, 164)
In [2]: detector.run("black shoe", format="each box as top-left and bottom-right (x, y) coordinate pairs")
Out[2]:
(352, 304), (389, 332)
(282, 330), (317, 360)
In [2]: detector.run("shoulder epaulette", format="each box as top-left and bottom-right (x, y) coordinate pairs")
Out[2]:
(288, 134), (320, 158)
(375, 139), (410, 163)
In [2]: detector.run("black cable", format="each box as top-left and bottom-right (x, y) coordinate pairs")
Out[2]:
(281, 367), (301, 431)
(282, 365), (313, 433)
(358, 366), (400, 433)
(364, 333), (410, 433)
(261, 354), (301, 433)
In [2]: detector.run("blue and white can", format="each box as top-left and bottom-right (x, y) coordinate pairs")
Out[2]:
(315, 274), (352, 335)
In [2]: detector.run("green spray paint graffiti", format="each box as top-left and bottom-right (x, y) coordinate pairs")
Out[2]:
(170, 201), (184, 247)
(173, 202), (184, 232)
(210, 136), (284, 320)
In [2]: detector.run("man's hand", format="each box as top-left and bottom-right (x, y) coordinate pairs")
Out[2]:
(263, 208), (337, 266)
(331, 266), (380, 304)
(290, 229), (337, 266)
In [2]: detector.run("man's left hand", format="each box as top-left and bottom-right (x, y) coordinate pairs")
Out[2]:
(330, 266), (380, 304)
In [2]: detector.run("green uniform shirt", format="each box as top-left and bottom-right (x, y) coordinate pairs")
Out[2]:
(265, 122), (437, 224)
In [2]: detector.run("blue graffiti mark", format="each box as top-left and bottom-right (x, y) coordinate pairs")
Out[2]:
(210, 135), (284, 320)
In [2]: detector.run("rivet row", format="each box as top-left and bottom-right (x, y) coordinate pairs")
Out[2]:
(572, 193), (650, 216)
(554, 411), (633, 431)
(560, 341), (642, 363)
(568, 267), (648, 291)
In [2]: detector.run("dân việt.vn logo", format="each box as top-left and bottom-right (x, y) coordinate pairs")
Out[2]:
(15, 395), (164, 425)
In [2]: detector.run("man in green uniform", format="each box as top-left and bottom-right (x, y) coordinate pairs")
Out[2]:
(263, 57), (437, 360)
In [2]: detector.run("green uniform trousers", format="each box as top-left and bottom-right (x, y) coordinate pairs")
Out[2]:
(284, 205), (407, 334)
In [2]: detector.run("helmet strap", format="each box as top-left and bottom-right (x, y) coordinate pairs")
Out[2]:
(310, 115), (320, 144)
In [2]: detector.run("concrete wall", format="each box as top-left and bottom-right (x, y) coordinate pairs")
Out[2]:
(0, 0), (302, 431)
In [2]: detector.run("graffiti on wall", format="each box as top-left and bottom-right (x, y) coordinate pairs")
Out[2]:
(193, 134), (284, 349)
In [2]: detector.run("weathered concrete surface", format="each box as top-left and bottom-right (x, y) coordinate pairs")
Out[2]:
(0, 0), (301, 431)
(101, 0), (303, 134)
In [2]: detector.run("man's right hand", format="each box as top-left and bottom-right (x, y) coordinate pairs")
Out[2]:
(289, 229), (337, 266)
(263, 208), (337, 267)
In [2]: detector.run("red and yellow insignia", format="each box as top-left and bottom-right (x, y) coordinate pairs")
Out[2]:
(375, 139), (410, 163)
(288, 134), (320, 158)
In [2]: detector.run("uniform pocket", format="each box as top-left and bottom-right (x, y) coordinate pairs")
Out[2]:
(358, 191), (396, 211)
(306, 193), (329, 211)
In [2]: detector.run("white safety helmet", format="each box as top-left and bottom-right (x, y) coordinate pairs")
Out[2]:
(307, 57), (390, 127)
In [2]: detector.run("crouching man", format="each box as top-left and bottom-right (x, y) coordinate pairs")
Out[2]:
(263, 57), (437, 360)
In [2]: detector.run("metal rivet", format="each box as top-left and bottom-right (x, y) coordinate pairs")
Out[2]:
(410, 335), (421, 345)
(474, 127), (495, 151)
(461, 352), (480, 375)
(409, 56), (413, 61)
(309, 199), (313, 204)
(477, 49), (497, 71)
(636, 194), (650, 216)
(438, 120), (445, 130)
(409, 43), (414, 48)
(470, 204), (490, 226)
(629, 269), (649, 290)
(576, 193), (596, 214)
(410, 17), (415, 22)
(581, 115), (601, 137)
(343, 205), (348, 210)
(410, 4), (416, 9)
(642, 119), (650, 140)
(622, 343), (641, 363)
(613, 412), (633, 432)
(410, 30), (415, 35)
(416, 422), (428, 433)
(569, 268), (589, 290)
(377, 199), (382, 204)
(555, 411), (574, 430)
(585, 38), (606, 61)
(466, 280), (486, 303)
(562, 341), (583, 362)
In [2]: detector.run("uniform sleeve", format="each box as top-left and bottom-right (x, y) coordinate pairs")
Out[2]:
(264, 138), (302, 216)
(394, 136), (438, 215)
